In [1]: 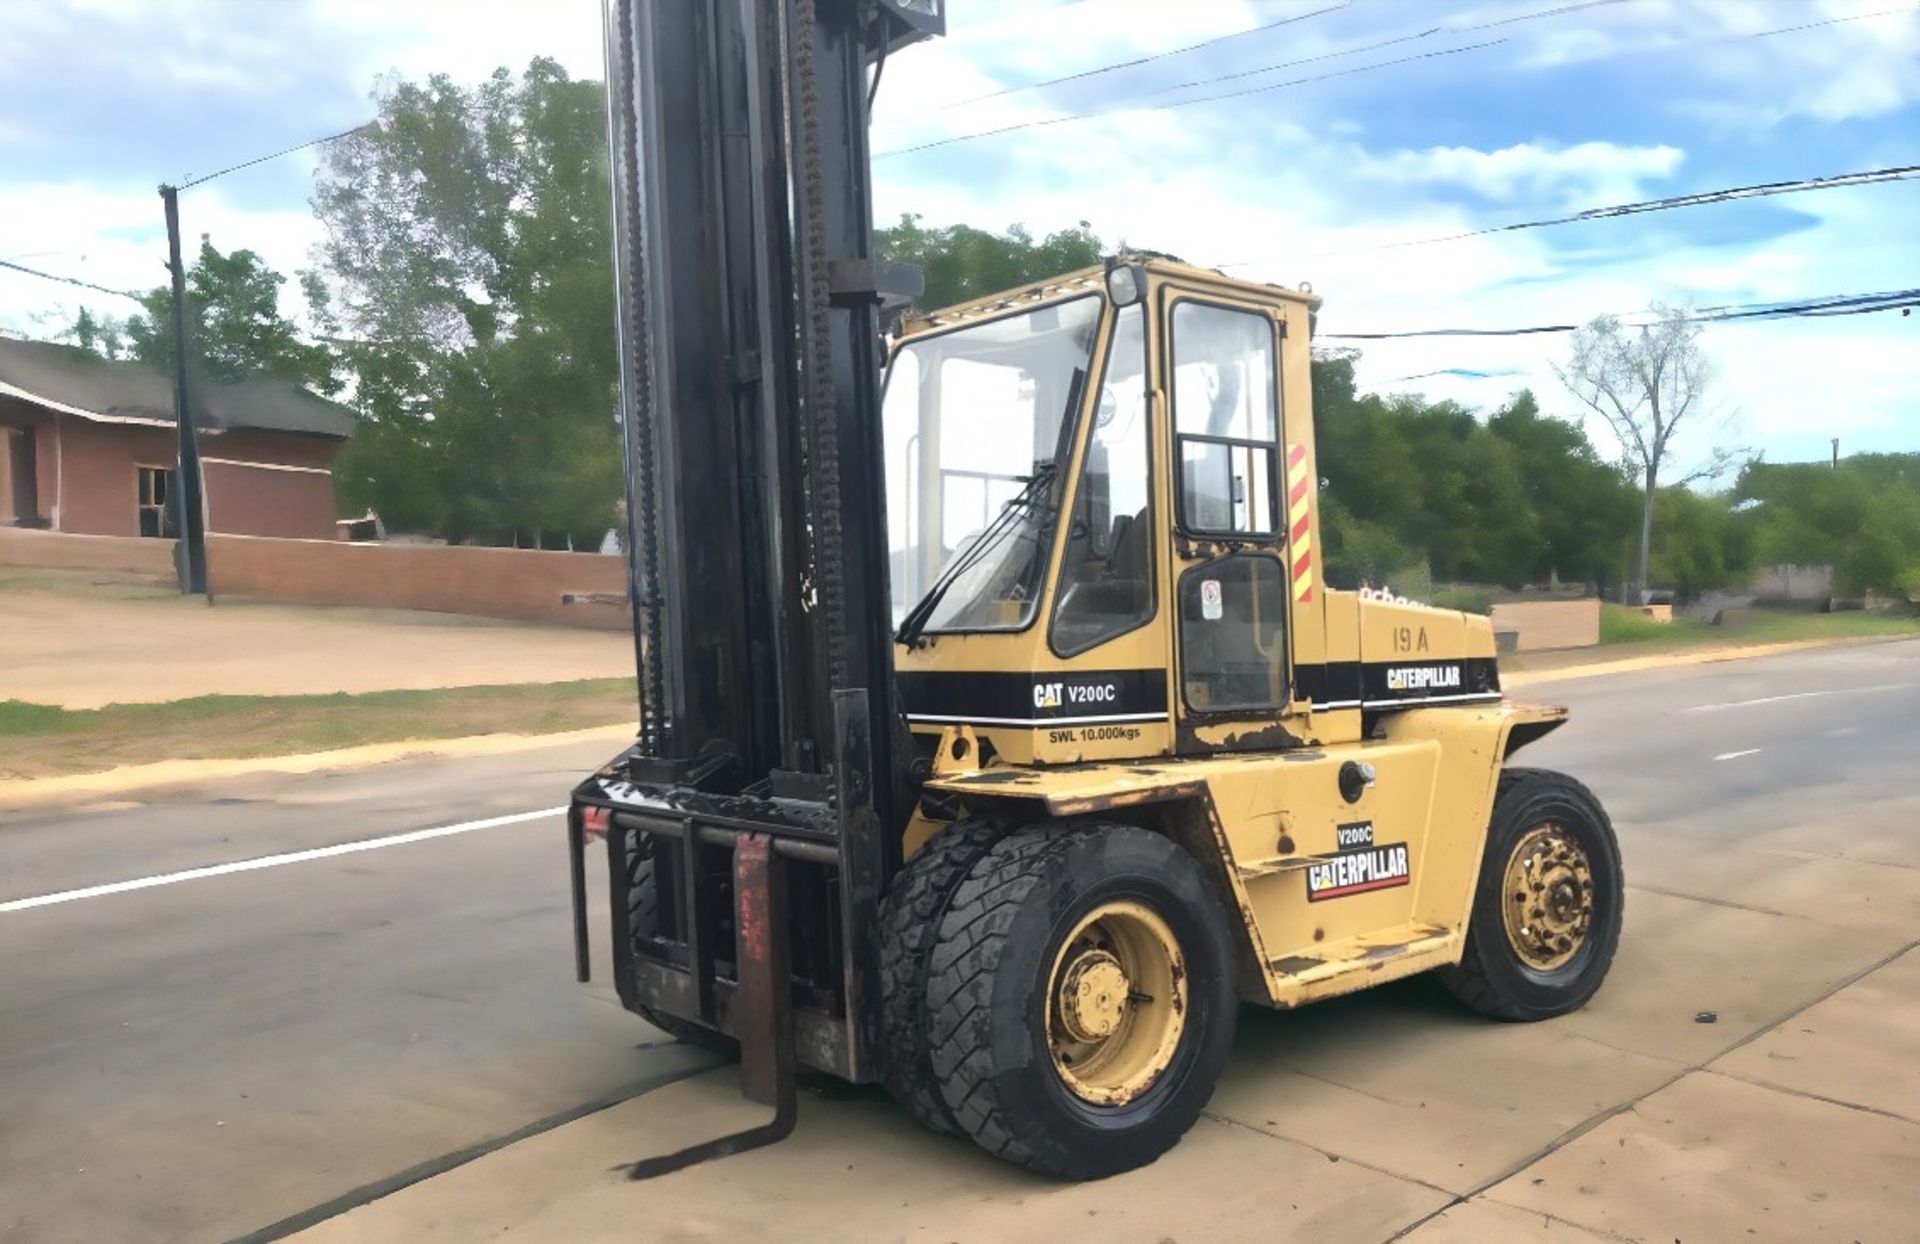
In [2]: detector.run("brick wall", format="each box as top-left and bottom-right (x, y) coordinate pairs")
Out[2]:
(0, 526), (629, 629)
(204, 534), (629, 628)
(0, 526), (174, 578)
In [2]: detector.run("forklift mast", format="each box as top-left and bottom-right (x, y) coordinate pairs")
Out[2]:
(605, 0), (935, 802)
(571, 0), (944, 1168)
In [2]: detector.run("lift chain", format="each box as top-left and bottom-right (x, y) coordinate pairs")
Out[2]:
(793, 0), (850, 697)
(614, 0), (669, 754)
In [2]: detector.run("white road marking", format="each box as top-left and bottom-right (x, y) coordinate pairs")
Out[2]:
(0, 806), (566, 914)
(1686, 683), (1913, 713)
(1714, 749), (1762, 762)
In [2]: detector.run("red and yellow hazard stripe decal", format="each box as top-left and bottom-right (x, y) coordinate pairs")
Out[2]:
(1286, 442), (1313, 603)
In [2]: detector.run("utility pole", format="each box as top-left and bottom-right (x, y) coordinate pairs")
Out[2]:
(160, 184), (210, 598)
(1831, 437), (1840, 468)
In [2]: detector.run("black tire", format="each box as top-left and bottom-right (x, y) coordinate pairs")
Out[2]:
(1441, 767), (1623, 1021)
(626, 853), (736, 1051)
(877, 819), (1006, 1134)
(924, 824), (1238, 1180)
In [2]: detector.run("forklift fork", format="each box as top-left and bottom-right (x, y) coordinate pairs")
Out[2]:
(566, 692), (881, 1180)
(624, 833), (796, 1181)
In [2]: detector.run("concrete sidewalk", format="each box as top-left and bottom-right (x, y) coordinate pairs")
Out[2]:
(297, 949), (1918, 1243)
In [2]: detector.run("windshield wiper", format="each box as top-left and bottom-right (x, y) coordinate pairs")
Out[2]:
(895, 462), (1058, 649)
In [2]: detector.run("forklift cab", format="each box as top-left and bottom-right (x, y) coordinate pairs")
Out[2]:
(887, 256), (1357, 768)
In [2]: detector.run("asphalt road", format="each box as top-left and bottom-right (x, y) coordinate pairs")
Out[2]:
(3, 639), (1916, 1242)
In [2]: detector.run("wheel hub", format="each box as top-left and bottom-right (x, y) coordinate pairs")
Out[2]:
(1501, 823), (1594, 971)
(1057, 950), (1130, 1042)
(1045, 900), (1188, 1106)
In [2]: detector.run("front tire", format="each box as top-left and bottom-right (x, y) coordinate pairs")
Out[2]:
(1441, 767), (1623, 1021)
(924, 824), (1238, 1180)
(876, 818), (1005, 1134)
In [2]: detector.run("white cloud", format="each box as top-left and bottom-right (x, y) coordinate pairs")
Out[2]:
(0, 180), (325, 340)
(1352, 141), (1686, 207)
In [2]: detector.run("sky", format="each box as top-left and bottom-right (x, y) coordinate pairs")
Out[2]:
(2, 0), (1916, 476)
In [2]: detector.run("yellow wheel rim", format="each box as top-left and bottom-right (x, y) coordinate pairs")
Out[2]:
(1046, 900), (1187, 1106)
(1501, 823), (1595, 971)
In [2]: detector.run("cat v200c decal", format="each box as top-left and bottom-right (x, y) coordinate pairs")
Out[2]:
(1306, 821), (1412, 901)
(896, 669), (1169, 728)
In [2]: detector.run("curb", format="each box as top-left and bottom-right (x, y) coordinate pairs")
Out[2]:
(1502, 633), (1914, 689)
(0, 723), (636, 812)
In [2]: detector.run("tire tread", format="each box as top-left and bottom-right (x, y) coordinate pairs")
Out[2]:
(875, 818), (1006, 1134)
(924, 828), (1086, 1170)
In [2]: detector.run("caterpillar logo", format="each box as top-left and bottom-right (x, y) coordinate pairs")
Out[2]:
(1385, 664), (1462, 692)
(1032, 681), (1119, 710)
(1306, 832), (1412, 902)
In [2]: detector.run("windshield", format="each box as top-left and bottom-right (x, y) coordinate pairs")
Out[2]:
(884, 295), (1103, 634)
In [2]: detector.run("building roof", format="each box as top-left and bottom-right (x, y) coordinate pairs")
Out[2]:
(0, 337), (356, 439)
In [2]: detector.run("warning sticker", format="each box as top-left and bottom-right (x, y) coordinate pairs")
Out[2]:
(1200, 578), (1223, 621)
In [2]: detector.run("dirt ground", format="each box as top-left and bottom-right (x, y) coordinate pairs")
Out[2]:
(1, 574), (634, 709)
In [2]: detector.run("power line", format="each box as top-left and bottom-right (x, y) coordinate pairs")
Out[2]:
(902, 1), (1352, 119)
(875, 0), (1909, 161)
(0, 257), (144, 303)
(876, 0), (1635, 158)
(1134, 0), (1632, 105)
(1221, 162), (1920, 268)
(176, 121), (374, 191)
(1716, 1), (1917, 43)
(1321, 287), (1920, 340)
(877, 38), (1508, 158)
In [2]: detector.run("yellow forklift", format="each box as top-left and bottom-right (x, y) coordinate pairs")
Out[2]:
(571, 0), (1621, 1182)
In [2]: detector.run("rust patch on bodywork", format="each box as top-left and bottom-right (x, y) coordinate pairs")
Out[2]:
(1049, 779), (1209, 818)
(1175, 716), (1305, 756)
(1270, 955), (1324, 975)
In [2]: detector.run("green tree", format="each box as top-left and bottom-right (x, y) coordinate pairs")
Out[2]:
(309, 58), (621, 544)
(1487, 390), (1638, 591)
(875, 214), (1103, 311)
(1647, 486), (1752, 597)
(1736, 455), (1920, 597)
(1314, 352), (1549, 589)
(61, 242), (330, 391)
(63, 307), (127, 360)
(121, 237), (337, 393)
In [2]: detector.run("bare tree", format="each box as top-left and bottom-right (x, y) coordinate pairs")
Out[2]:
(1555, 303), (1737, 598)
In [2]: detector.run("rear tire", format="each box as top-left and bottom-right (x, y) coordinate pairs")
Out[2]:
(876, 819), (1005, 1134)
(626, 853), (736, 1051)
(1441, 767), (1623, 1021)
(924, 824), (1238, 1179)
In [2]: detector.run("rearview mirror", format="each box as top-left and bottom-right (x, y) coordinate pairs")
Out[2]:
(1105, 260), (1146, 308)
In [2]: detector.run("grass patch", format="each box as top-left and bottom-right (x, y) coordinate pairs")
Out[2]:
(1597, 604), (1706, 645)
(1594, 603), (1920, 651)
(0, 679), (636, 782)
(1431, 586), (1496, 616)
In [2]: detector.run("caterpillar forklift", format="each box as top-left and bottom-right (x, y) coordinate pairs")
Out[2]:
(570, 0), (1623, 1181)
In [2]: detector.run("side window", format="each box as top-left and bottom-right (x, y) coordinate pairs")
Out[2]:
(1171, 302), (1278, 535)
(1052, 305), (1153, 655)
(1179, 555), (1286, 712)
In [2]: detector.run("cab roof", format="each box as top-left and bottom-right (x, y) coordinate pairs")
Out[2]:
(896, 253), (1322, 339)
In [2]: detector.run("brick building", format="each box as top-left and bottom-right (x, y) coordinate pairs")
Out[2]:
(0, 338), (354, 540)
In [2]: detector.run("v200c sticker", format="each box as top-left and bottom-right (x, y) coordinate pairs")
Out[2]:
(1306, 820), (1412, 902)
